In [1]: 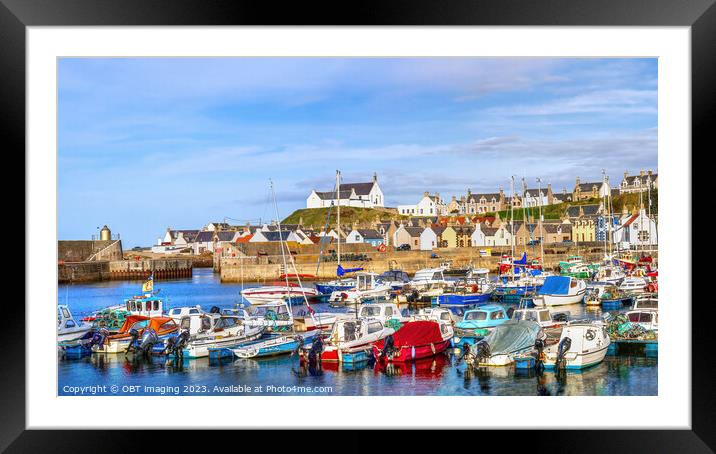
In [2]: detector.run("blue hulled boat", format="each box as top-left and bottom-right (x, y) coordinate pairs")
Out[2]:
(432, 292), (492, 307)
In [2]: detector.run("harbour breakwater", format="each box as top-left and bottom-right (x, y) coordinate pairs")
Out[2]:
(58, 258), (194, 283)
(218, 245), (657, 283)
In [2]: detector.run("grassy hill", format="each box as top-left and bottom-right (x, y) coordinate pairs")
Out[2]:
(283, 206), (409, 228)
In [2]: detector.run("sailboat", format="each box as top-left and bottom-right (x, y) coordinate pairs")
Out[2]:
(214, 180), (335, 360)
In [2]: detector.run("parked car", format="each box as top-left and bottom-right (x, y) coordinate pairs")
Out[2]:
(396, 244), (411, 251)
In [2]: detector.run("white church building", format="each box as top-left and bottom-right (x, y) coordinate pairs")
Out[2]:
(306, 173), (384, 209)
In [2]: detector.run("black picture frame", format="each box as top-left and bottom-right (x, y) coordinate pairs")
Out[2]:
(3, 0), (709, 450)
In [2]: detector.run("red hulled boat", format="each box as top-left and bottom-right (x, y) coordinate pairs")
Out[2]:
(372, 320), (452, 363)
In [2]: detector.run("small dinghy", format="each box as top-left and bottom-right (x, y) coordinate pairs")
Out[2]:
(372, 320), (453, 363)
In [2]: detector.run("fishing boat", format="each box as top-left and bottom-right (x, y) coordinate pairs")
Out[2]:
(240, 283), (319, 306)
(593, 264), (626, 285)
(182, 322), (265, 358)
(473, 320), (545, 366)
(632, 294), (658, 310)
(328, 272), (391, 306)
(315, 278), (356, 295)
(376, 270), (411, 291)
(532, 276), (586, 307)
(511, 307), (568, 329)
(320, 318), (396, 363)
(618, 277), (649, 294)
(57, 305), (94, 343)
(414, 307), (454, 324)
(542, 321), (610, 370)
(407, 267), (452, 291)
(167, 305), (204, 322)
(625, 308), (658, 332)
(215, 330), (319, 359)
(588, 284), (634, 308)
(176, 310), (250, 339)
(372, 320), (453, 363)
(92, 315), (179, 353)
(452, 305), (510, 347)
(354, 302), (409, 326)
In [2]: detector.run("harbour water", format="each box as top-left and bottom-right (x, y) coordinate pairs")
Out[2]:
(58, 268), (657, 396)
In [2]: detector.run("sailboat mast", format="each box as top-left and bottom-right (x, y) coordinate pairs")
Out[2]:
(510, 176), (515, 281)
(336, 170), (341, 266)
(271, 179), (316, 328)
(537, 177), (544, 262)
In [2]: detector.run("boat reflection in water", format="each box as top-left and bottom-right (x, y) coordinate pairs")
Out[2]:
(374, 354), (450, 378)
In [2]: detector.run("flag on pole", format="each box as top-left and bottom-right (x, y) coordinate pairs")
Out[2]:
(142, 274), (154, 293)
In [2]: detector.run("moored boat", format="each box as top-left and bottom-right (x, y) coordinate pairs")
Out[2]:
(320, 318), (395, 363)
(542, 321), (610, 370)
(240, 283), (319, 305)
(57, 305), (94, 343)
(92, 315), (179, 353)
(532, 276), (586, 307)
(372, 320), (453, 363)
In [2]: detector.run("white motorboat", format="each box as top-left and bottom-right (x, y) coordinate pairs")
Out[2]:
(593, 264), (626, 285)
(542, 321), (610, 370)
(240, 284), (319, 305)
(414, 307), (455, 324)
(625, 308), (658, 332)
(408, 267), (452, 290)
(167, 305), (204, 323)
(353, 302), (409, 325)
(177, 311), (248, 338)
(532, 276), (587, 307)
(328, 272), (391, 306)
(511, 307), (567, 329)
(183, 323), (265, 358)
(320, 318), (396, 362)
(475, 320), (545, 366)
(57, 305), (94, 343)
(619, 277), (649, 294)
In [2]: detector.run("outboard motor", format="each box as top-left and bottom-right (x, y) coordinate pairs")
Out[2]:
(461, 342), (475, 367)
(164, 330), (189, 358)
(125, 328), (140, 354)
(534, 338), (545, 371)
(473, 339), (491, 364)
(308, 335), (324, 364)
(90, 328), (109, 348)
(139, 328), (159, 356)
(555, 336), (572, 369)
(382, 334), (396, 360)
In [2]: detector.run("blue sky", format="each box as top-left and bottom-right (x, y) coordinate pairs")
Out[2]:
(58, 58), (657, 247)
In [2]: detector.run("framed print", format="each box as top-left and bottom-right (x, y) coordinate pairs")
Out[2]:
(4, 0), (711, 449)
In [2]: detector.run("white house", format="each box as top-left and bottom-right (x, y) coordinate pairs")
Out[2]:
(419, 227), (439, 251)
(398, 192), (446, 217)
(613, 209), (658, 247)
(306, 173), (384, 209)
(346, 228), (385, 247)
(471, 223), (512, 247)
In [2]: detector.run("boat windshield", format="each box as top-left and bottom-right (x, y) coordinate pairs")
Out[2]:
(360, 306), (382, 317)
(512, 311), (537, 322)
(465, 311), (487, 321)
